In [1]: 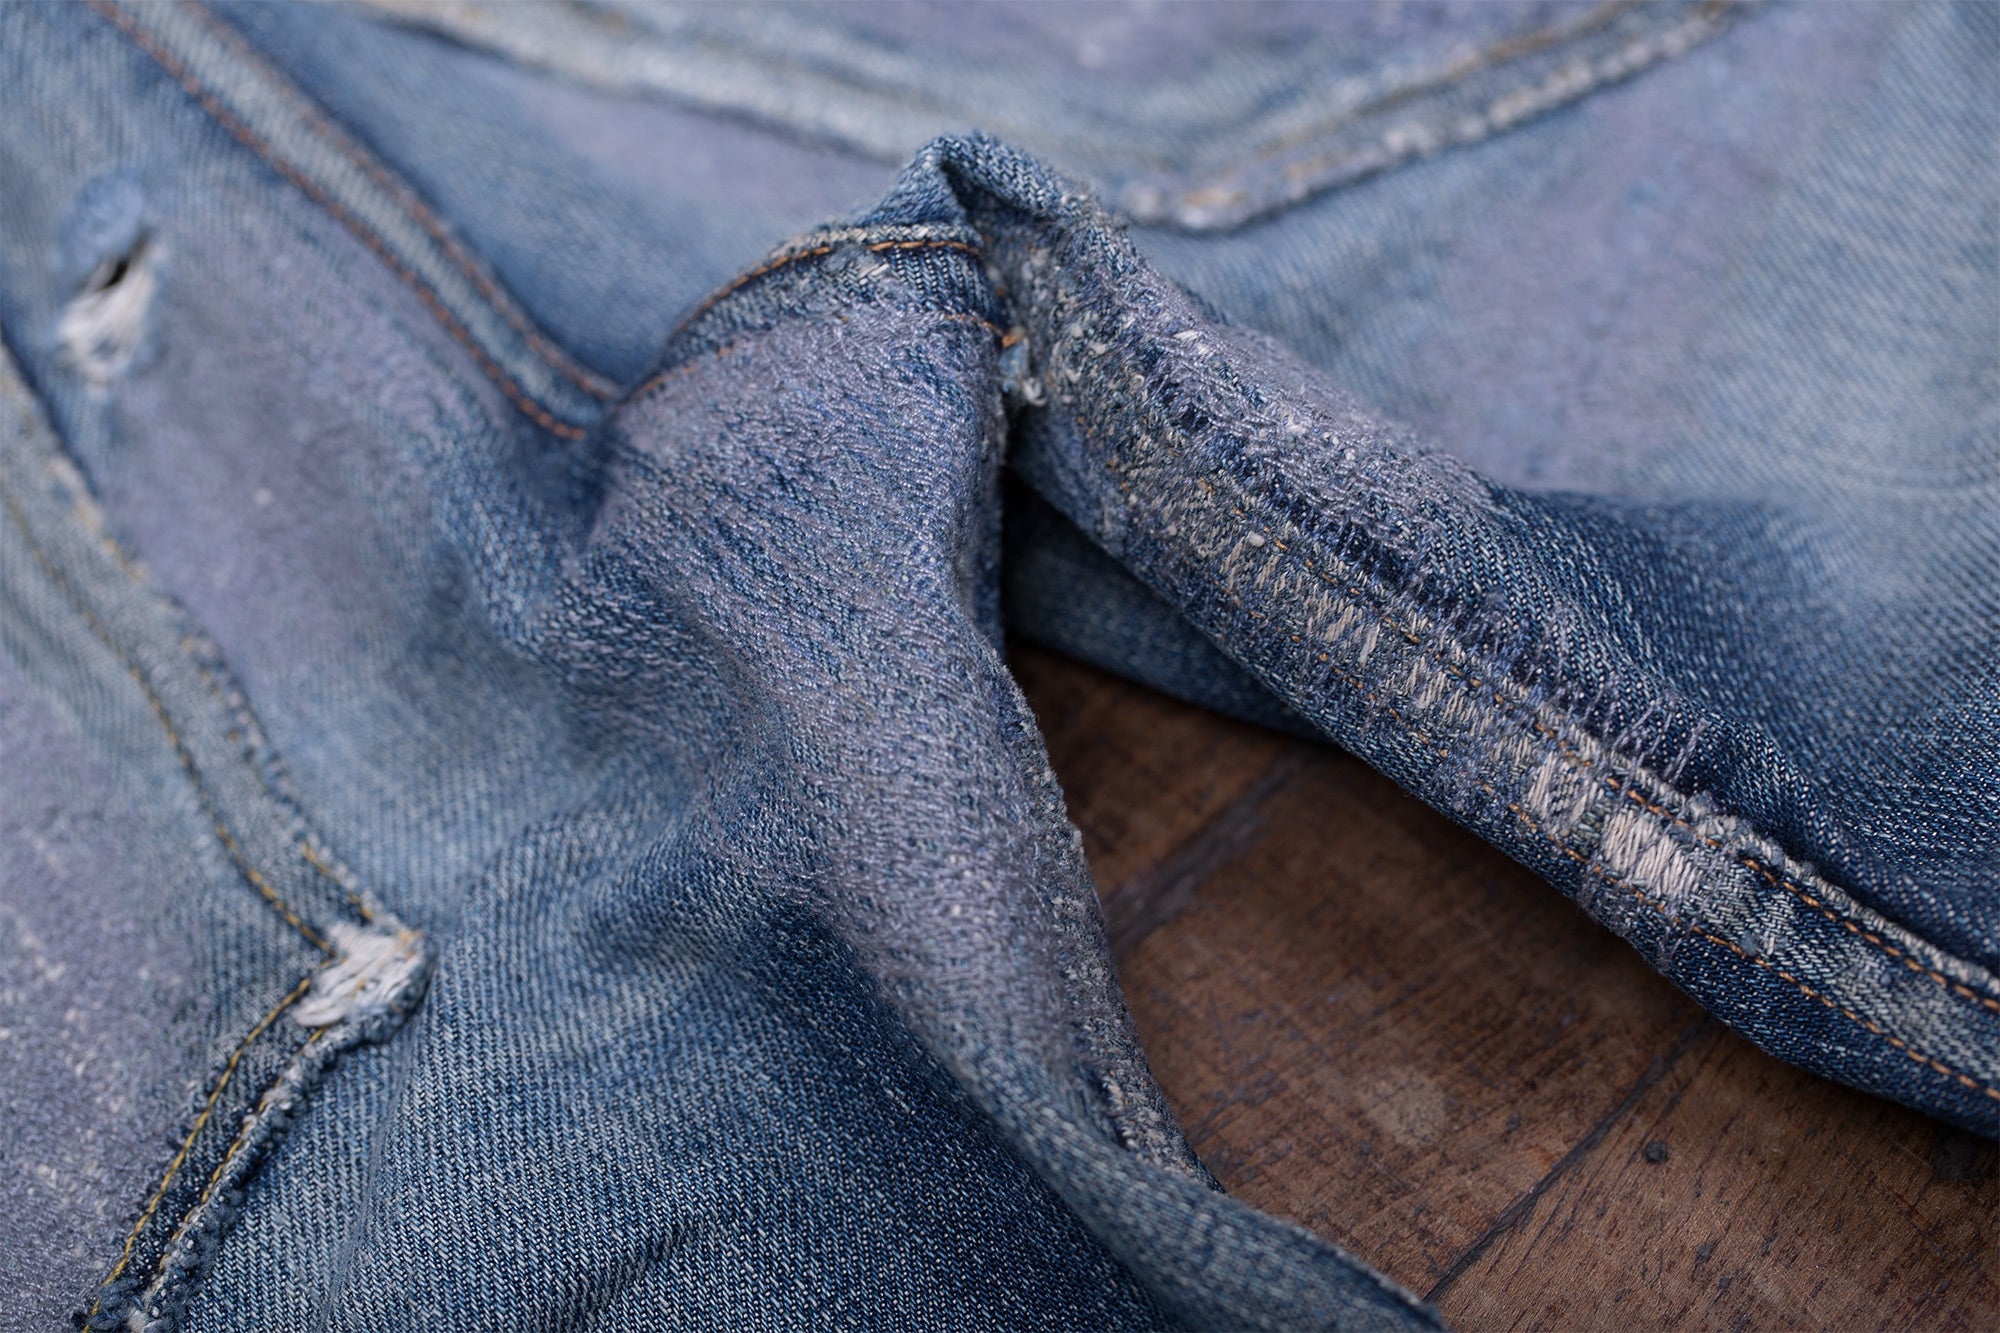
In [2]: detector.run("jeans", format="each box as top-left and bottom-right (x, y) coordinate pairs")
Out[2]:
(1, 2), (1993, 1328)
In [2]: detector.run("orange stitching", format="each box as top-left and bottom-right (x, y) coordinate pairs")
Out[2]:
(630, 298), (1001, 407)
(1376, 638), (1986, 1004)
(1501, 790), (1998, 1103)
(0, 478), (331, 953)
(87, 975), (314, 1321)
(174, 638), (372, 913)
(1684, 925), (1999, 1099)
(1081, 359), (1990, 1013)
(196, 803), (329, 952)
(80, 0), (2000, 1054)
(649, 237), (986, 388)
(23, 328), (374, 931)
(1384, 590), (1995, 1017)
(1407, 646), (2000, 1018)
(668, 243), (833, 339)
(84, 0), (590, 442)
(163, 630), (373, 913)
(178, 0), (614, 401)
(1595, 779), (2000, 1014)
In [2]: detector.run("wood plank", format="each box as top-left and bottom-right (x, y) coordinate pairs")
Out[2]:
(1011, 647), (1999, 1330)
(1432, 1025), (1999, 1331)
(1103, 729), (1702, 1292)
(1008, 646), (1289, 910)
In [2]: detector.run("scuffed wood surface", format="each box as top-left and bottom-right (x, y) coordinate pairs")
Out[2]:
(1011, 646), (1998, 1332)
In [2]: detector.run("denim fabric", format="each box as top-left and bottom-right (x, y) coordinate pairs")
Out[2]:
(0, 2), (1993, 1330)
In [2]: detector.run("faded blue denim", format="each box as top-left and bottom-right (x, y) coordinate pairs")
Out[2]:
(0, 2), (1993, 1329)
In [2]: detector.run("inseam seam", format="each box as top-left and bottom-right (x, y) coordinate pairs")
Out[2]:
(1240, 516), (2000, 1017)
(0, 476), (332, 954)
(84, 975), (316, 1323)
(1088, 403), (2000, 1022)
(1186, 529), (2000, 1104)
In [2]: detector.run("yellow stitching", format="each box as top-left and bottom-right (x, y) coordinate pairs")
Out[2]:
(81, 495), (377, 920)
(1402, 689), (1998, 1103)
(1451, 658), (1991, 1012)
(1154, 447), (2000, 1016)
(87, 976), (314, 1320)
(299, 840), (374, 922)
(1595, 779), (2000, 1014)
(1500, 791), (1998, 1103)
(180, 1027), (332, 1230)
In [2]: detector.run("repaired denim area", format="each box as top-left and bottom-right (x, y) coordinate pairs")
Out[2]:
(0, 1), (1993, 1329)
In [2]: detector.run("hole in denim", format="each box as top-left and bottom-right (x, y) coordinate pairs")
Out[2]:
(58, 233), (157, 385)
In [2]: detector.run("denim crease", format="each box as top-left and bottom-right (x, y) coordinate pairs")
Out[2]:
(0, 1), (1994, 1329)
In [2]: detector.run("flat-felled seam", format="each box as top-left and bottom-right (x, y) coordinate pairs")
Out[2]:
(102, 946), (429, 1333)
(177, 0), (615, 401)
(1674, 929), (1999, 1102)
(0, 472), (334, 954)
(990, 146), (1993, 1107)
(1194, 481), (2000, 1017)
(178, 1036), (322, 1235)
(150, 617), (376, 919)
(348, 0), (1719, 234)
(1230, 0), (1641, 165)
(118, 987), (422, 1332)
(84, 976), (314, 1327)
(1254, 530), (2000, 1014)
(1062, 360), (1997, 1094)
(1016, 217), (1996, 1105)
(62, 468), (378, 921)
(1346, 579), (2000, 1014)
(1151, 0), (1742, 229)
(1597, 778), (2000, 1015)
(82, 0), (595, 442)
(1266, 589), (2000, 1105)
(1539, 831), (2000, 1106)
(1081, 369), (2000, 1017)
(1, 349), (429, 1316)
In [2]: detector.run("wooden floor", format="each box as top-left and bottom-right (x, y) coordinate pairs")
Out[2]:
(1011, 647), (1998, 1332)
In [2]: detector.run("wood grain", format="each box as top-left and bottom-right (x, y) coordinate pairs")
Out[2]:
(1010, 646), (1998, 1331)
